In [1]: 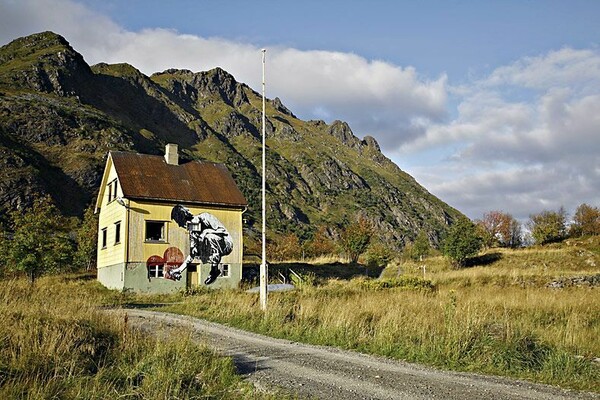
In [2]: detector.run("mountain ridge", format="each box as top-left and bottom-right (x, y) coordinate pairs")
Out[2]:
(0, 31), (463, 249)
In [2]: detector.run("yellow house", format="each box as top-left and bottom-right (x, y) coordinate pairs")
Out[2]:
(95, 144), (247, 293)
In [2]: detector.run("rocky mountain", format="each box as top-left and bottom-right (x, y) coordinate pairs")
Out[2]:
(0, 31), (463, 249)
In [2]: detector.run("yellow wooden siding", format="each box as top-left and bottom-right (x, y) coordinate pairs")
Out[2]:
(126, 200), (243, 265)
(97, 165), (127, 268)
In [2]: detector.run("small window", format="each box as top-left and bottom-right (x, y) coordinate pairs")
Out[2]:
(145, 221), (166, 242)
(101, 227), (107, 249)
(114, 221), (121, 244)
(220, 264), (230, 278)
(149, 264), (164, 278)
(107, 179), (118, 203)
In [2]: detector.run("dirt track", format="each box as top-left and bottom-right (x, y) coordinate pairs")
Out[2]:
(120, 308), (598, 400)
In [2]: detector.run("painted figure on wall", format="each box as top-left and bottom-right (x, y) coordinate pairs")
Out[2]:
(168, 204), (233, 285)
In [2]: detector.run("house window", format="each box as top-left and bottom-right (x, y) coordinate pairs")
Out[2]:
(114, 221), (121, 244)
(145, 221), (166, 242)
(107, 179), (118, 203)
(220, 264), (230, 278)
(148, 264), (164, 278)
(101, 227), (107, 249)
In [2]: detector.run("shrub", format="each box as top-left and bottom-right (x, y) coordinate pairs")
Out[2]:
(339, 216), (373, 263)
(364, 241), (394, 267)
(406, 230), (431, 261)
(267, 232), (302, 261)
(304, 225), (337, 258)
(443, 218), (483, 267)
(75, 205), (98, 271)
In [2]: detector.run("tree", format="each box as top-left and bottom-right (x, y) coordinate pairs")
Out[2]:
(478, 211), (522, 248)
(267, 232), (302, 261)
(443, 218), (483, 267)
(527, 208), (567, 245)
(506, 217), (523, 248)
(570, 203), (600, 237)
(408, 230), (431, 261)
(304, 225), (336, 258)
(339, 216), (373, 264)
(6, 196), (75, 284)
(75, 205), (98, 271)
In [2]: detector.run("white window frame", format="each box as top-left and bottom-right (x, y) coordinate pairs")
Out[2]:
(219, 264), (230, 278)
(114, 221), (121, 245)
(145, 220), (167, 242)
(101, 227), (107, 249)
(148, 264), (164, 278)
(107, 179), (117, 203)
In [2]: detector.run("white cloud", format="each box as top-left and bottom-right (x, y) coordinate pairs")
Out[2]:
(0, 0), (447, 151)
(484, 48), (600, 92)
(405, 48), (600, 220)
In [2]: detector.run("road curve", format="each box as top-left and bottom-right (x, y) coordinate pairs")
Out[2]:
(119, 308), (598, 400)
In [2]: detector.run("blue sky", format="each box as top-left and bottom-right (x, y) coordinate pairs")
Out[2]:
(2, 0), (600, 222)
(78, 0), (599, 80)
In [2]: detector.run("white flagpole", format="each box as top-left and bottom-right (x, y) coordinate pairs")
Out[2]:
(260, 48), (268, 311)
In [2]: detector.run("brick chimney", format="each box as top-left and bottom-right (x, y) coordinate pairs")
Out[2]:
(164, 143), (178, 165)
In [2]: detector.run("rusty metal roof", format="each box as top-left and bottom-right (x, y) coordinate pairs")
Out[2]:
(111, 151), (247, 208)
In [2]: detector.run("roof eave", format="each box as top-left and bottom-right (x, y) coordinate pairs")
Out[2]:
(124, 195), (247, 210)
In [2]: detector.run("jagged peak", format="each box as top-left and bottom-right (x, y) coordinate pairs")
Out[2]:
(362, 135), (381, 152)
(197, 67), (249, 107)
(205, 66), (236, 80)
(0, 31), (81, 64)
(328, 120), (360, 146)
(272, 97), (296, 118)
(3, 31), (70, 51)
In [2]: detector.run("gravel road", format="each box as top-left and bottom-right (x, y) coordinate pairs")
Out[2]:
(120, 308), (598, 400)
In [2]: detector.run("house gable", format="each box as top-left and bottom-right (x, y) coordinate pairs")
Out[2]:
(95, 153), (117, 213)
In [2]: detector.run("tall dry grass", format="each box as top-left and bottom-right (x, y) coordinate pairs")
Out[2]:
(0, 275), (280, 399)
(165, 242), (600, 392)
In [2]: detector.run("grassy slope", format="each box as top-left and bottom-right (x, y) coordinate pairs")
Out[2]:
(158, 238), (600, 393)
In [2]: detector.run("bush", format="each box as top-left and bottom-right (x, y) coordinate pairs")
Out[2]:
(339, 216), (373, 263)
(364, 241), (394, 267)
(406, 230), (431, 261)
(443, 218), (483, 267)
(304, 225), (337, 258)
(267, 232), (302, 261)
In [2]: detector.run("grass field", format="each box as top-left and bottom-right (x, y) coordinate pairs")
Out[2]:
(160, 238), (600, 393)
(1, 238), (598, 396)
(0, 276), (286, 399)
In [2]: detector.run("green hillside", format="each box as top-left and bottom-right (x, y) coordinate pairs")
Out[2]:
(0, 31), (463, 248)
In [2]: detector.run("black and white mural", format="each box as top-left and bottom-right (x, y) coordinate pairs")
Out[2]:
(167, 204), (233, 285)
